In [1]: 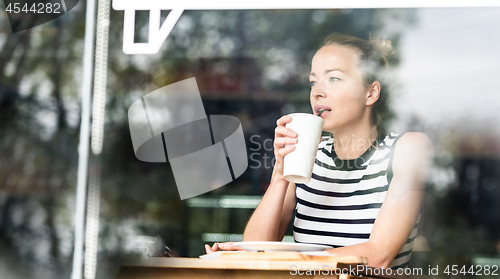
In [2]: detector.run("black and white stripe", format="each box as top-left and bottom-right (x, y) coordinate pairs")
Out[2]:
(293, 133), (418, 269)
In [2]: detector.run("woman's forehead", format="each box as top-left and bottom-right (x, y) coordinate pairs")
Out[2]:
(311, 45), (360, 73)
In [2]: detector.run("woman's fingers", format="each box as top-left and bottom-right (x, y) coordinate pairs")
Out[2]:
(274, 137), (297, 157)
(277, 145), (296, 157)
(217, 243), (233, 250)
(205, 242), (219, 253)
(212, 242), (219, 251)
(273, 115), (298, 164)
(204, 242), (245, 254)
(218, 242), (245, 251)
(272, 114), (298, 178)
(276, 115), (293, 127)
(275, 126), (297, 138)
(223, 242), (245, 251)
(205, 244), (214, 254)
(274, 137), (298, 148)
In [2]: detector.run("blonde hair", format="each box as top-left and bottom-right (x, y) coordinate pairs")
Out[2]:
(320, 33), (394, 134)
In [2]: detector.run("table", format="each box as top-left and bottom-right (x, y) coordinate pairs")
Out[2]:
(116, 252), (379, 279)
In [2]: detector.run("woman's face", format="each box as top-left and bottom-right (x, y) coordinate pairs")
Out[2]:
(309, 45), (372, 133)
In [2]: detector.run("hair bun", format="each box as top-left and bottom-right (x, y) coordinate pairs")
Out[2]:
(370, 38), (394, 57)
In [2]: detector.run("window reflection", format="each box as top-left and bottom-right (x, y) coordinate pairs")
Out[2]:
(1, 7), (500, 278)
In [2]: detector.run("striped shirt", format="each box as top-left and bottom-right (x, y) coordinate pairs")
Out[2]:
(293, 132), (419, 269)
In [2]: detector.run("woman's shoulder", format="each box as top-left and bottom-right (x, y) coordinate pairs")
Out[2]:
(394, 132), (433, 152)
(382, 132), (434, 194)
(391, 132), (434, 180)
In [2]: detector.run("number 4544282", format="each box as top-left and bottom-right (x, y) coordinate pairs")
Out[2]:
(443, 265), (498, 276)
(5, 3), (62, 14)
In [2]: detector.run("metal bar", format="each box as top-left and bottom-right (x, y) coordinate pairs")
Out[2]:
(84, 156), (102, 279)
(91, 0), (111, 156)
(71, 1), (97, 279)
(84, 0), (111, 277)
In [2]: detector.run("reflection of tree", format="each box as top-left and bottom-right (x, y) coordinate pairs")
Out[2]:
(0, 7), (85, 278)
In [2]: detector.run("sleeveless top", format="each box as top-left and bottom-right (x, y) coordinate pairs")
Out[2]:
(293, 132), (419, 269)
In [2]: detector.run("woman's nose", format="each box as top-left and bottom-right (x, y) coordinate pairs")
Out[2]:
(311, 85), (325, 99)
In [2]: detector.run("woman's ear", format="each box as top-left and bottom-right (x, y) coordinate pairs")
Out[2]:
(366, 81), (381, 106)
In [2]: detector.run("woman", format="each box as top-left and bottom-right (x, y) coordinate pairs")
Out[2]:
(205, 34), (433, 269)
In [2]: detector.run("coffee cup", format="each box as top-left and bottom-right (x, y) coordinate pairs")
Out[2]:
(283, 113), (324, 183)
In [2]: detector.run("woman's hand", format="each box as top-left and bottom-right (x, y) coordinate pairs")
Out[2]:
(273, 115), (298, 180)
(204, 242), (245, 254)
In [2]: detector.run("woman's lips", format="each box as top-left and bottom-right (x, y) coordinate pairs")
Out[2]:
(314, 104), (332, 116)
(318, 110), (331, 118)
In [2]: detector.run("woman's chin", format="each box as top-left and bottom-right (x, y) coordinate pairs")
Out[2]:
(322, 125), (336, 134)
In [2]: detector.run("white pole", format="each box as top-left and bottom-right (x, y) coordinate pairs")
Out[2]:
(71, 1), (97, 279)
(84, 0), (111, 278)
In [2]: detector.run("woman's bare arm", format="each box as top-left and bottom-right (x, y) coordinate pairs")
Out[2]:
(205, 115), (298, 253)
(277, 182), (297, 240)
(243, 115), (299, 240)
(243, 176), (296, 241)
(205, 178), (296, 253)
(325, 132), (433, 268)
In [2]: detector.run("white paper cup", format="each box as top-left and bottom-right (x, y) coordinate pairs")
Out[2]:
(283, 113), (325, 183)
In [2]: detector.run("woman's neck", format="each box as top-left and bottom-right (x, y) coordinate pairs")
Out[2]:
(331, 123), (379, 160)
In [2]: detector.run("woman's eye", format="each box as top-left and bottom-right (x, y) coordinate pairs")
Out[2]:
(310, 81), (317, 87)
(329, 77), (339, 82)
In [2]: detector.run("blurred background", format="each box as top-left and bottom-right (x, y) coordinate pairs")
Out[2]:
(1, 3), (500, 278)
